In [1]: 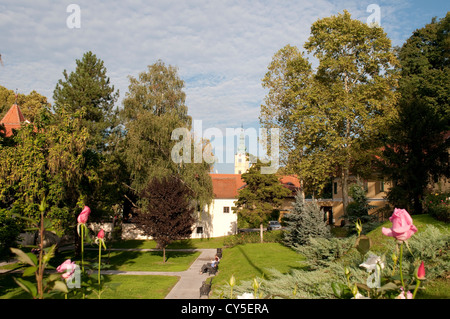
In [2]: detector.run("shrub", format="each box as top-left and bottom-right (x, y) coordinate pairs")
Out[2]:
(346, 183), (375, 223)
(423, 192), (450, 223)
(294, 236), (355, 270)
(283, 192), (330, 247)
(0, 208), (23, 257)
(223, 230), (282, 247)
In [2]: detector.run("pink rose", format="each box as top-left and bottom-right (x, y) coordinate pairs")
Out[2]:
(382, 208), (417, 242)
(97, 229), (105, 239)
(77, 206), (91, 224)
(417, 261), (425, 280)
(57, 259), (76, 280)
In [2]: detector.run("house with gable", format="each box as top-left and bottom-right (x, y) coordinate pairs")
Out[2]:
(0, 102), (29, 137)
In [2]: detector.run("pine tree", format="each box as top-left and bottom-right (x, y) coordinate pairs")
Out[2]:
(283, 191), (330, 247)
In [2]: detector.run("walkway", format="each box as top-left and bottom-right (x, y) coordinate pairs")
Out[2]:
(100, 248), (217, 299)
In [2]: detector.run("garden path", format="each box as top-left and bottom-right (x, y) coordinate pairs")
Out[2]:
(99, 248), (217, 299)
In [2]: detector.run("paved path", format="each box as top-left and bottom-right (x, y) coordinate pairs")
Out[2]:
(99, 248), (218, 299)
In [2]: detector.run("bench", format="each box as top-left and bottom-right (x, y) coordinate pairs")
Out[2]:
(199, 279), (212, 297)
(207, 262), (219, 275)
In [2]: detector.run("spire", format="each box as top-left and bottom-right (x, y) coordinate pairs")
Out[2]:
(237, 125), (246, 155)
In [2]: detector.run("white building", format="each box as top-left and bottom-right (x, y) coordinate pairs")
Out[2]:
(192, 174), (245, 238)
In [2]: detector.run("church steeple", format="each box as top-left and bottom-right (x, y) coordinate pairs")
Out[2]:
(234, 124), (249, 174)
(237, 124), (246, 155)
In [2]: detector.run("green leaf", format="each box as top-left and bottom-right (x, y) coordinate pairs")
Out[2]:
(52, 281), (69, 294)
(355, 235), (372, 256)
(22, 266), (38, 277)
(331, 282), (345, 298)
(10, 248), (36, 267)
(13, 277), (37, 298)
(378, 282), (398, 292)
(42, 245), (56, 266)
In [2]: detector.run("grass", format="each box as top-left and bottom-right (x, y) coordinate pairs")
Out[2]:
(0, 273), (179, 299)
(87, 275), (179, 299)
(211, 243), (306, 295)
(53, 248), (200, 272)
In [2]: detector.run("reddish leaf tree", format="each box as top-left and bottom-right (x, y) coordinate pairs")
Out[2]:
(135, 175), (195, 262)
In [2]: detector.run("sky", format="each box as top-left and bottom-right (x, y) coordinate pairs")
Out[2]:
(0, 0), (448, 173)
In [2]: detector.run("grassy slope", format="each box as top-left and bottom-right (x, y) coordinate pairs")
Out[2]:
(211, 243), (306, 296)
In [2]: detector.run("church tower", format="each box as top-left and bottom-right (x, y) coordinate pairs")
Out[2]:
(234, 125), (249, 174)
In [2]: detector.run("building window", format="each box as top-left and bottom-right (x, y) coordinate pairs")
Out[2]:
(196, 227), (203, 234)
(223, 207), (230, 213)
(380, 180), (385, 192)
(333, 182), (337, 195)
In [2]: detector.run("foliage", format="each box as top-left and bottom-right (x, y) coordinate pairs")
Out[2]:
(0, 208), (23, 256)
(52, 51), (125, 226)
(0, 85), (48, 123)
(53, 51), (119, 152)
(283, 191), (330, 247)
(379, 13), (450, 214)
(234, 160), (292, 238)
(134, 175), (196, 262)
(119, 60), (213, 209)
(9, 198), (68, 299)
(294, 236), (355, 270)
(261, 11), (399, 213)
(225, 214), (449, 299)
(223, 230), (283, 247)
(346, 183), (375, 223)
(422, 192), (450, 222)
(0, 107), (93, 236)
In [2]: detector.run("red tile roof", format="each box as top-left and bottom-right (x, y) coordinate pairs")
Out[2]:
(209, 173), (300, 199)
(0, 104), (26, 137)
(210, 174), (246, 199)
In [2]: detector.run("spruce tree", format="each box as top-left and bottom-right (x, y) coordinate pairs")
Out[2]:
(283, 191), (330, 247)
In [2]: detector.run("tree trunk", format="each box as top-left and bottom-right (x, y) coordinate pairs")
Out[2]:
(341, 167), (349, 223)
(260, 222), (264, 243)
(163, 247), (166, 263)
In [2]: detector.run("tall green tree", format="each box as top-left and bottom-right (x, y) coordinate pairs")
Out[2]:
(283, 191), (330, 247)
(120, 60), (213, 215)
(261, 11), (399, 217)
(379, 13), (449, 215)
(0, 106), (92, 235)
(233, 160), (292, 242)
(53, 52), (124, 225)
(53, 51), (119, 151)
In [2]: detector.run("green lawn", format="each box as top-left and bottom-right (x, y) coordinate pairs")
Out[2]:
(88, 275), (179, 299)
(53, 249), (200, 272)
(211, 243), (306, 293)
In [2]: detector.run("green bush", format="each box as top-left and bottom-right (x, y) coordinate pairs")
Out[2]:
(223, 230), (282, 247)
(423, 192), (450, 223)
(0, 209), (23, 258)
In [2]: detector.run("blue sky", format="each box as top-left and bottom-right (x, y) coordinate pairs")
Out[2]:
(0, 0), (448, 173)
